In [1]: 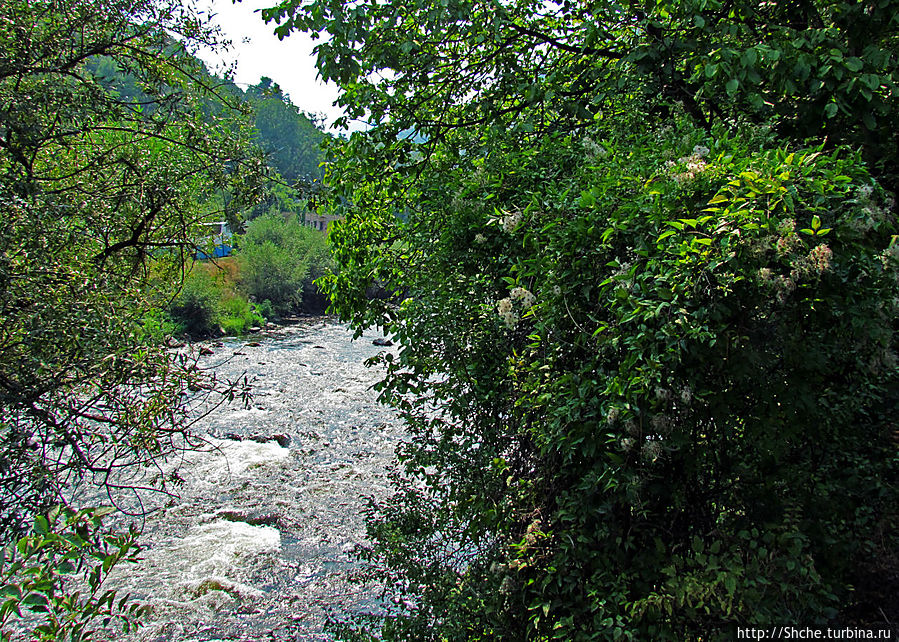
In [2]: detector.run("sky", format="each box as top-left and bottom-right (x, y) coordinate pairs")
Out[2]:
(195, 0), (346, 130)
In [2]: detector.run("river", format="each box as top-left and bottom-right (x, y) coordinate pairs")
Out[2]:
(98, 318), (401, 641)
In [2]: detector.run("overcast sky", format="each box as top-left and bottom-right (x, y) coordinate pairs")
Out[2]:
(195, 0), (346, 130)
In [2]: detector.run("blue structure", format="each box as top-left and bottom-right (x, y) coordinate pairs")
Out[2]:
(195, 221), (234, 259)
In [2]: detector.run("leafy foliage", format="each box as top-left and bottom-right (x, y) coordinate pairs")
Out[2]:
(245, 77), (328, 186)
(269, 0), (899, 638)
(237, 213), (334, 315)
(0, 0), (263, 536)
(0, 507), (145, 642)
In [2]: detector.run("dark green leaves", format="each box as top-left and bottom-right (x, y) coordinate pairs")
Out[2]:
(268, 0), (899, 638)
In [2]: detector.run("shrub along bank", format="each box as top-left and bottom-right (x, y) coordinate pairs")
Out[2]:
(166, 213), (334, 337)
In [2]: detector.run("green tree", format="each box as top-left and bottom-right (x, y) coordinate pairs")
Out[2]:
(246, 76), (328, 185)
(269, 0), (899, 638)
(0, 0), (262, 601)
(237, 212), (333, 315)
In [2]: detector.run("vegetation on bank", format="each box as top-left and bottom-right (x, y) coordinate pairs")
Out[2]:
(167, 214), (334, 337)
(270, 0), (899, 638)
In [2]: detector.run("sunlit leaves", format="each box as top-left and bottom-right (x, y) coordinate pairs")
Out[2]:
(0, 507), (148, 641)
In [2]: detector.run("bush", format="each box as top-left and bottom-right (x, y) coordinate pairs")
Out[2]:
(277, 0), (899, 636)
(0, 507), (147, 641)
(139, 308), (184, 343)
(217, 294), (265, 335)
(322, 120), (899, 639)
(237, 213), (333, 315)
(168, 267), (223, 337)
(167, 261), (266, 337)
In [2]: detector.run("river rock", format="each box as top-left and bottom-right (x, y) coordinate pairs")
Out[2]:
(165, 336), (185, 349)
(248, 433), (291, 448)
(372, 337), (393, 346)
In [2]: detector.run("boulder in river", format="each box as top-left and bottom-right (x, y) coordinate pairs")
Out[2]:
(248, 433), (291, 448)
(372, 337), (393, 347)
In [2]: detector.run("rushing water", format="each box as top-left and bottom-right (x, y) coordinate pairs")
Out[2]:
(98, 318), (401, 641)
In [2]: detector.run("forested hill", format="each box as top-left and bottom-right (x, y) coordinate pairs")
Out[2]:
(243, 76), (327, 185)
(87, 55), (327, 190)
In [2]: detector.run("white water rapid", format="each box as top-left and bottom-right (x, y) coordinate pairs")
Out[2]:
(98, 319), (401, 641)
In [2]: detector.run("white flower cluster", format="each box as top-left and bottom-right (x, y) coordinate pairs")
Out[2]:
(501, 209), (523, 233)
(808, 244), (833, 272)
(497, 297), (517, 328)
(849, 184), (894, 236)
(650, 413), (672, 434)
(510, 286), (536, 308)
(641, 439), (663, 462)
(664, 145), (712, 183)
(497, 286), (537, 329)
(583, 137), (609, 160)
(881, 240), (899, 269)
(474, 233), (487, 245)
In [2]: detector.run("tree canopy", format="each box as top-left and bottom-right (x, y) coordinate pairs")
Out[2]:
(245, 77), (328, 185)
(0, 0), (264, 537)
(268, 0), (899, 638)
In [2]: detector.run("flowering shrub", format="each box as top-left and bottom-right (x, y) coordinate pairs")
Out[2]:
(320, 119), (898, 639)
(271, 0), (899, 637)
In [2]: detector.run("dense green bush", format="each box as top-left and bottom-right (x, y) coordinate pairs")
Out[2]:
(272, 0), (899, 638)
(237, 213), (333, 315)
(217, 293), (265, 335)
(327, 123), (898, 640)
(167, 263), (265, 337)
(168, 267), (222, 336)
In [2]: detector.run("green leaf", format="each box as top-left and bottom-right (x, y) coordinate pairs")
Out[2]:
(726, 78), (739, 94)
(33, 516), (49, 535)
(723, 574), (737, 594)
(845, 57), (863, 72)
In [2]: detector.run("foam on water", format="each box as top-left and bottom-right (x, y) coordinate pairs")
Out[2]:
(192, 438), (291, 478)
(95, 320), (402, 641)
(174, 519), (281, 578)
